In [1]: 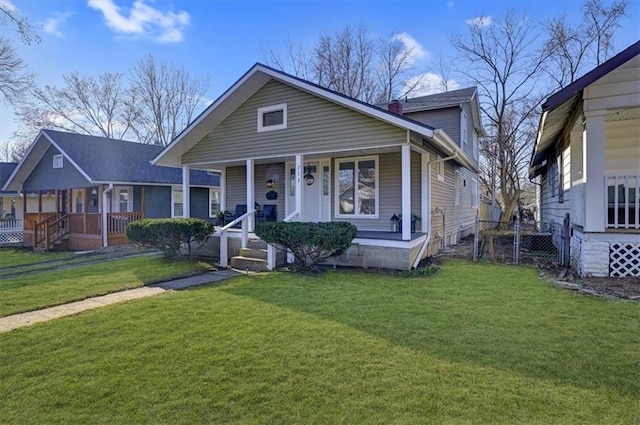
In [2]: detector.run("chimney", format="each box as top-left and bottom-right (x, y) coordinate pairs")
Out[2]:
(388, 99), (403, 115)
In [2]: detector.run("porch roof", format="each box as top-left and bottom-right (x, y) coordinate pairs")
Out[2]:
(529, 40), (640, 178)
(3, 130), (220, 191)
(0, 163), (18, 195)
(152, 63), (479, 173)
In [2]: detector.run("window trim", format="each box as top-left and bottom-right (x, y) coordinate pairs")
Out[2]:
(171, 186), (184, 218)
(454, 169), (460, 206)
(257, 103), (287, 132)
(461, 110), (468, 150)
(471, 178), (478, 208)
(334, 155), (379, 219)
(208, 187), (221, 218)
(53, 154), (63, 169)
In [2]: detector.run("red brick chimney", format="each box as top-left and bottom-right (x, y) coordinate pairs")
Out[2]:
(388, 99), (403, 115)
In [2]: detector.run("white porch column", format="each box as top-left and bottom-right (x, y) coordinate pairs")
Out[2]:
(421, 152), (430, 234)
(219, 167), (226, 211)
(401, 143), (411, 240)
(295, 154), (303, 220)
(583, 110), (606, 232)
(182, 165), (190, 218)
(246, 159), (255, 232)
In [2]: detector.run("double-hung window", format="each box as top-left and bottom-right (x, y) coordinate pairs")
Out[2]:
(335, 156), (378, 218)
(209, 188), (221, 218)
(172, 188), (183, 217)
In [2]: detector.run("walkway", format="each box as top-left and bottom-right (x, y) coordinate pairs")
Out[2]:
(0, 269), (239, 333)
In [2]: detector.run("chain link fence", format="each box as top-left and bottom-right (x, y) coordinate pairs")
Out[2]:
(473, 213), (570, 268)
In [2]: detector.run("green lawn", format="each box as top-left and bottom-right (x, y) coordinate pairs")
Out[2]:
(0, 248), (74, 268)
(0, 260), (638, 424)
(0, 256), (212, 317)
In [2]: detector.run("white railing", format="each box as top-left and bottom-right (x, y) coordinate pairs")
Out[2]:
(606, 175), (639, 230)
(214, 209), (255, 268)
(0, 218), (23, 230)
(0, 218), (23, 245)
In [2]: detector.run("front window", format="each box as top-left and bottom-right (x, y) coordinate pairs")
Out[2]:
(75, 189), (84, 213)
(172, 188), (183, 217)
(209, 188), (220, 218)
(53, 154), (63, 169)
(119, 189), (129, 213)
(336, 156), (378, 218)
(257, 103), (287, 132)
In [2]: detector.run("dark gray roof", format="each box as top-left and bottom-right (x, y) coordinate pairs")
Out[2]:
(44, 130), (219, 186)
(386, 87), (477, 113)
(0, 163), (18, 193)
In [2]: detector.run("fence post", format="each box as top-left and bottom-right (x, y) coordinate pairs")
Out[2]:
(513, 217), (520, 265)
(473, 215), (480, 261)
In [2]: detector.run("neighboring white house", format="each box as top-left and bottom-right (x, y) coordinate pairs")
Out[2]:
(529, 40), (640, 277)
(152, 63), (483, 271)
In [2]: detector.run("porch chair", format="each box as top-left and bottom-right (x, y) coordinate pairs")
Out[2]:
(256, 204), (277, 225)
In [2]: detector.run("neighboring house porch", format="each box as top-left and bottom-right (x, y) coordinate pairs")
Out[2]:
(530, 41), (640, 277)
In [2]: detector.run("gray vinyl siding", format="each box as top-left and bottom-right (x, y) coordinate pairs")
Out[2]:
(24, 145), (91, 191)
(182, 80), (406, 164)
(190, 187), (215, 222)
(133, 186), (142, 211)
(405, 107), (460, 142)
(540, 152), (571, 227)
(224, 163), (286, 221)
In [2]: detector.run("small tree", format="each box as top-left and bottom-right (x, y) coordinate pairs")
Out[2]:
(255, 221), (357, 272)
(125, 218), (213, 260)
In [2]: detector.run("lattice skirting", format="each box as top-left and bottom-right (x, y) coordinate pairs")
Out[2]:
(0, 231), (23, 244)
(610, 243), (640, 277)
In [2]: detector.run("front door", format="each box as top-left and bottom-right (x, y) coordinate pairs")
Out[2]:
(286, 160), (331, 222)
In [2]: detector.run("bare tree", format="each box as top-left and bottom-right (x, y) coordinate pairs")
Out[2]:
(266, 24), (428, 103)
(0, 2), (40, 44)
(15, 72), (136, 139)
(0, 37), (34, 105)
(129, 55), (209, 146)
(545, 0), (629, 86)
(452, 10), (553, 225)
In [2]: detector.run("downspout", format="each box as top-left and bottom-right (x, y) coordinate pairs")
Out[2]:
(102, 184), (113, 248)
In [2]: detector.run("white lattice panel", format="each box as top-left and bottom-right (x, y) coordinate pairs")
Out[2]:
(0, 231), (23, 244)
(610, 243), (640, 277)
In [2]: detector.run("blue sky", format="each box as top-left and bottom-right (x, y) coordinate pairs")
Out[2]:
(1, 0), (639, 142)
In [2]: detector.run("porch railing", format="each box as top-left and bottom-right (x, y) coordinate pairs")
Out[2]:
(68, 213), (102, 235)
(0, 218), (23, 245)
(214, 209), (256, 268)
(108, 212), (143, 234)
(34, 213), (69, 251)
(606, 175), (639, 229)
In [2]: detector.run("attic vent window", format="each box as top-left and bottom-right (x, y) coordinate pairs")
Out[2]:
(257, 103), (287, 132)
(53, 154), (63, 169)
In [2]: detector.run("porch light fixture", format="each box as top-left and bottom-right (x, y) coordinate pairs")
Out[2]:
(91, 188), (98, 195)
(390, 213), (400, 232)
(266, 178), (275, 189)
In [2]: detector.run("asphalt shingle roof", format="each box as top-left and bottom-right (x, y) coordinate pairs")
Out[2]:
(0, 163), (18, 193)
(393, 87), (477, 112)
(44, 130), (218, 186)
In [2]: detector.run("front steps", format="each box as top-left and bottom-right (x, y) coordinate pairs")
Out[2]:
(230, 239), (284, 272)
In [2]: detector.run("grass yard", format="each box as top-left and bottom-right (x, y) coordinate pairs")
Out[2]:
(0, 247), (74, 268)
(0, 260), (638, 424)
(0, 256), (212, 317)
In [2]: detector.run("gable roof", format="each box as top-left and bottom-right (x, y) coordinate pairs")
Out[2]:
(0, 163), (18, 194)
(152, 62), (479, 173)
(3, 129), (219, 191)
(529, 40), (640, 176)
(393, 87), (477, 112)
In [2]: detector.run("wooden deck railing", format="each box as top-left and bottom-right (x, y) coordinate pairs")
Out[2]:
(34, 213), (69, 251)
(68, 213), (101, 235)
(607, 175), (639, 230)
(108, 212), (143, 234)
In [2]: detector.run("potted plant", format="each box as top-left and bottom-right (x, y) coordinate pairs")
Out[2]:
(214, 210), (226, 226)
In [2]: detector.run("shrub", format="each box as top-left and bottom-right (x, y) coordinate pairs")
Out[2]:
(125, 218), (214, 259)
(255, 221), (357, 272)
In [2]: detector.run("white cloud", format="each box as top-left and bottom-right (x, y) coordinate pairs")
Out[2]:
(42, 12), (72, 37)
(465, 16), (492, 28)
(0, 0), (18, 13)
(446, 1), (454, 8)
(404, 72), (460, 97)
(87, 0), (190, 43)
(392, 32), (428, 66)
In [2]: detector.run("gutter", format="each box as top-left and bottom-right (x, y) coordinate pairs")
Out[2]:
(102, 184), (113, 248)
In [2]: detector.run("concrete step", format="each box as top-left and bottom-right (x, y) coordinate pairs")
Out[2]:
(231, 256), (268, 272)
(247, 238), (267, 250)
(239, 247), (267, 261)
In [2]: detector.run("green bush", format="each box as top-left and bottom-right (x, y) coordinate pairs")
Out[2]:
(125, 218), (214, 259)
(255, 221), (357, 272)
